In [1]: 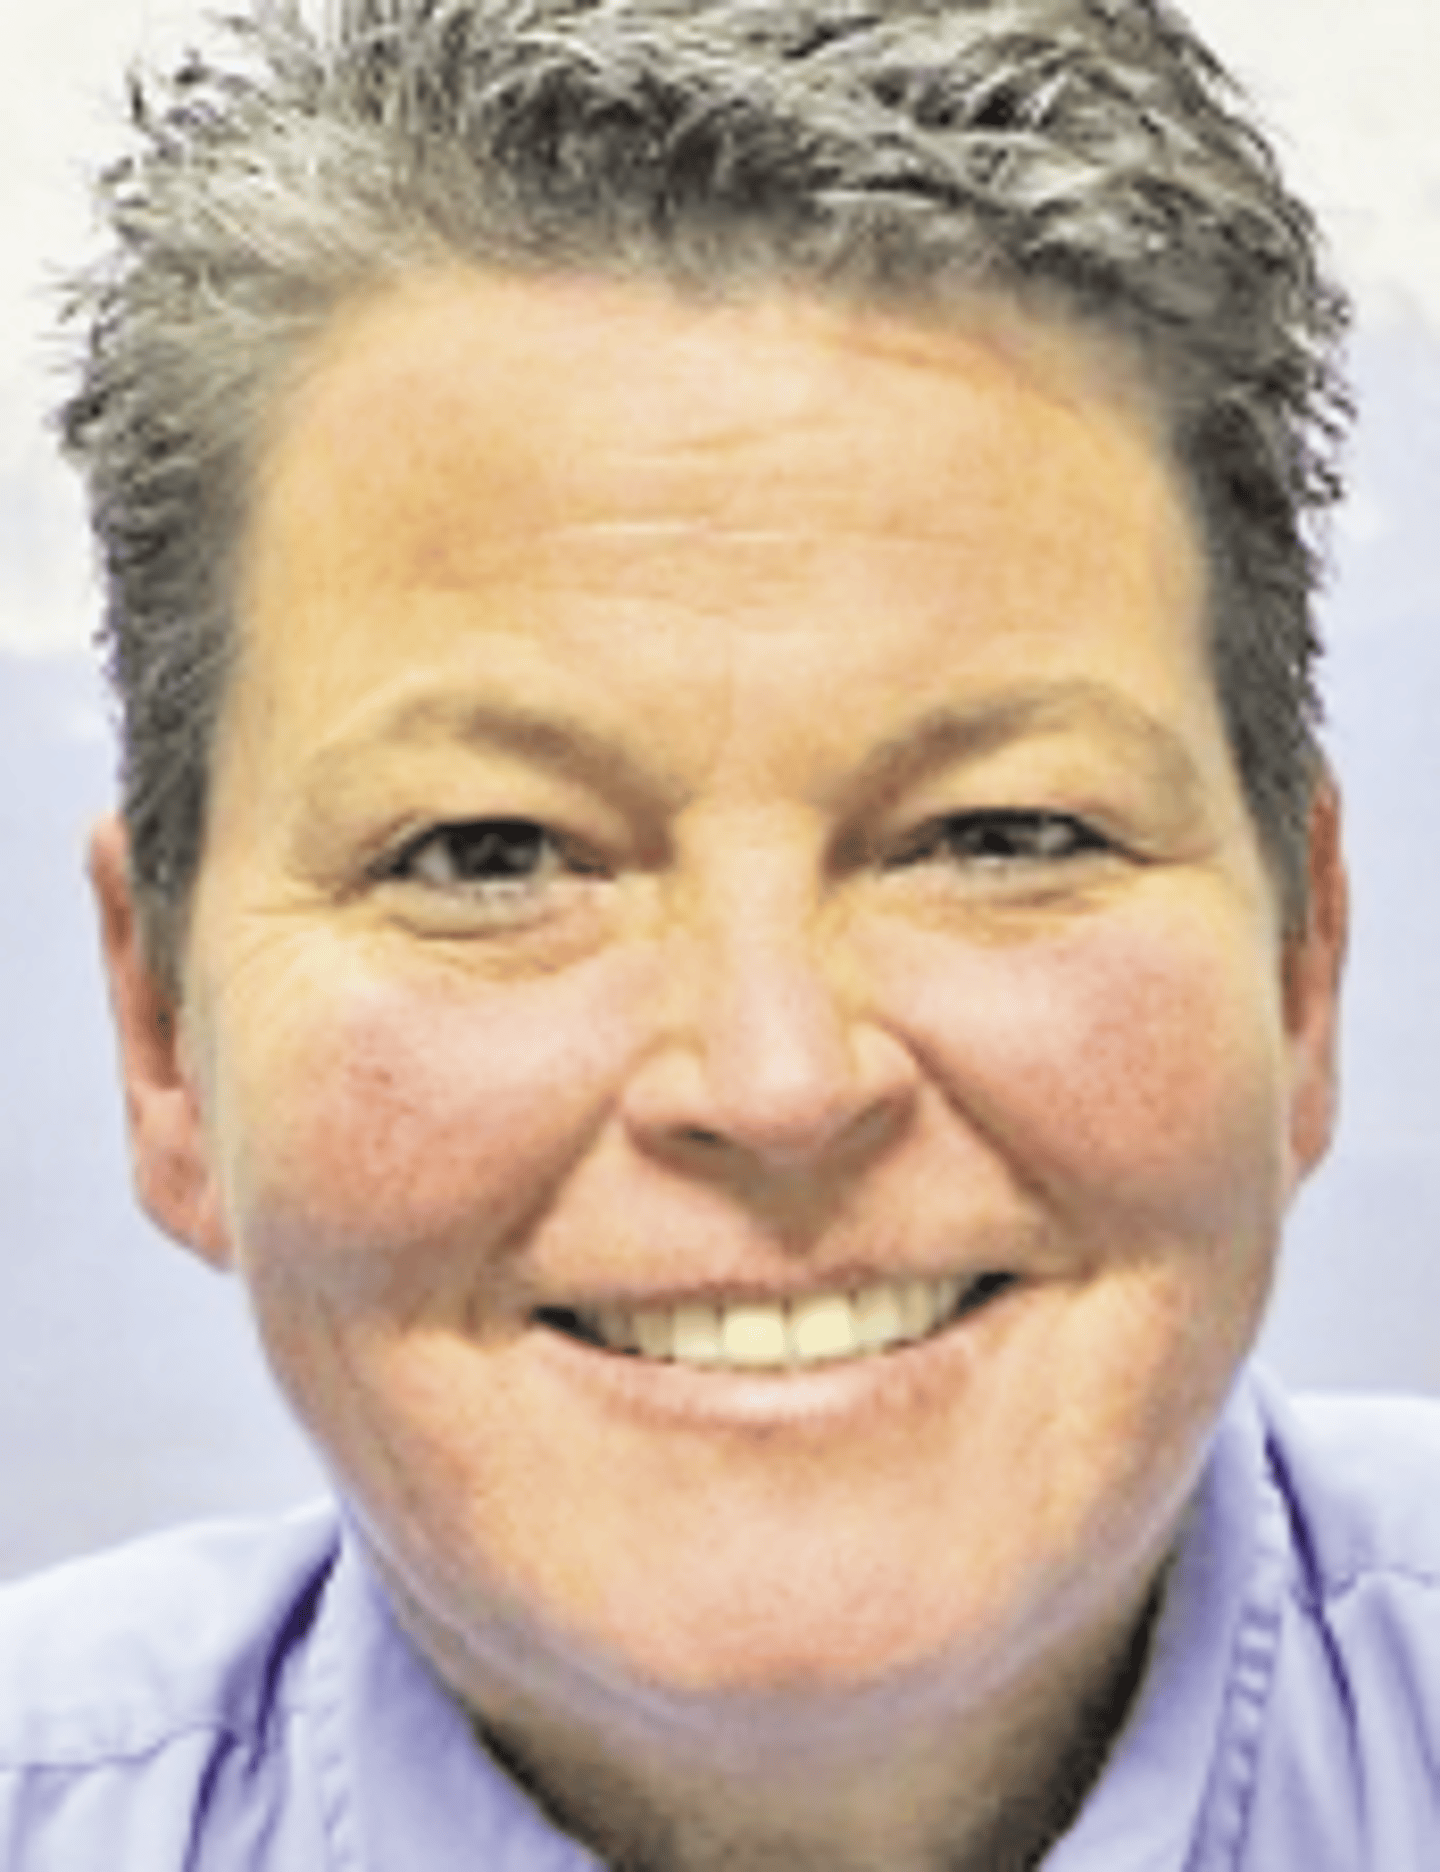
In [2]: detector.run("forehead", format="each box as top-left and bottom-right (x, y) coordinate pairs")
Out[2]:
(240, 267), (1203, 674)
(233, 269), (1213, 789)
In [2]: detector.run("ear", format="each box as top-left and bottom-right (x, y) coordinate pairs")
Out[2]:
(1282, 778), (1348, 1185)
(88, 816), (232, 1269)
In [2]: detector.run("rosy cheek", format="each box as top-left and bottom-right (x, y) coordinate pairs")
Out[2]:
(882, 912), (1286, 1219)
(220, 949), (651, 1290)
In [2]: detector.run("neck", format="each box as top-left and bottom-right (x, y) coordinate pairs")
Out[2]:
(474, 1595), (1158, 1872)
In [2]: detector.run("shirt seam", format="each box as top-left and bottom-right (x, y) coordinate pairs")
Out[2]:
(305, 1550), (360, 1872)
(1182, 1406), (1294, 1872)
(0, 1702), (296, 1776)
(1288, 1560), (1440, 1616)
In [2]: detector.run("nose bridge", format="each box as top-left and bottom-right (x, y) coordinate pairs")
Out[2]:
(625, 816), (914, 1170)
(702, 855), (853, 1139)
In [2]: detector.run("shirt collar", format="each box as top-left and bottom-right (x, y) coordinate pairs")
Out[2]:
(306, 1529), (606, 1871)
(1042, 1371), (1287, 1869)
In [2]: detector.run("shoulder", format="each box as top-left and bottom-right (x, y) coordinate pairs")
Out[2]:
(1202, 1379), (1440, 1862)
(0, 1502), (341, 1771)
(1255, 1376), (1440, 1601)
(1254, 1376), (1440, 1776)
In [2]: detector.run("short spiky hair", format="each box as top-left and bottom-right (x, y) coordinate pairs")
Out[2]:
(60, 0), (1350, 985)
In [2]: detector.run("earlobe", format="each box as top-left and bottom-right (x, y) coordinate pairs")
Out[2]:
(88, 816), (232, 1269)
(1283, 779), (1348, 1183)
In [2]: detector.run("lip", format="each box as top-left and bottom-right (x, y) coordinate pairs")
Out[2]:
(525, 1272), (1026, 1435)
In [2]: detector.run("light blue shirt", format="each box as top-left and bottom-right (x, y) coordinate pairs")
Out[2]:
(3, 1370), (1440, 1867)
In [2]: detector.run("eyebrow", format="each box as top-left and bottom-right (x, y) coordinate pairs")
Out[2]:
(308, 675), (1206, 823)
(834, 680), (1208, 819)
(307, 692), (692, 817)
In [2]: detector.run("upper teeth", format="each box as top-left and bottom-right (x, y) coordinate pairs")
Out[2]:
(576, 1275), (986, 1372)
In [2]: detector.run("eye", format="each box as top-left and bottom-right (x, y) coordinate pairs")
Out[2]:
(385, 819), (565, 889)
(894, 809), (1112, 870)
(373, 819), (606, 919)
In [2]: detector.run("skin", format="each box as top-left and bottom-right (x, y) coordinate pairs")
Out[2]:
(91, 272), (1346, 1870)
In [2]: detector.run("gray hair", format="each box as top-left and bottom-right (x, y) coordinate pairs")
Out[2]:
(59, 0), (1350, 986)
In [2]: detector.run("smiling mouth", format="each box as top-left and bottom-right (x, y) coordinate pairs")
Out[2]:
(535, 1272), (1017, 1373)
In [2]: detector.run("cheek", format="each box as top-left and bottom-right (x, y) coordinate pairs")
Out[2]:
(881, 907), (1290, 1232)
(211, 946), (649, 1297)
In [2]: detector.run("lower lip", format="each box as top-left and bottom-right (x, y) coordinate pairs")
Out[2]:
(527, 1284), (1025, 1435)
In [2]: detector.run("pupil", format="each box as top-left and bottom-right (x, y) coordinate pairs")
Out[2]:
(457, 821), (542, 878)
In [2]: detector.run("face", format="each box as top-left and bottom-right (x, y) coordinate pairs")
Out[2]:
(98, 272), (1342, 1742)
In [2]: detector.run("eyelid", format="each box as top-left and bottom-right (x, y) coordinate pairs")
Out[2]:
(890, 807), (1116, 868)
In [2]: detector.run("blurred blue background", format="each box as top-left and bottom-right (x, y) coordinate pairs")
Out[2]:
(2, 0), (1438, 1578)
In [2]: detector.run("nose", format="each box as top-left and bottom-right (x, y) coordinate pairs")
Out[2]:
(621, 859), (919, 1184)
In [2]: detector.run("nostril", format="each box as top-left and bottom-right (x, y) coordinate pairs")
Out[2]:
(621, 1012), (920, 1177)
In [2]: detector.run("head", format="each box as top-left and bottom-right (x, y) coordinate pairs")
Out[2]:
(71, 0), (1351, 1847)
(63, 0), (1348, 990)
